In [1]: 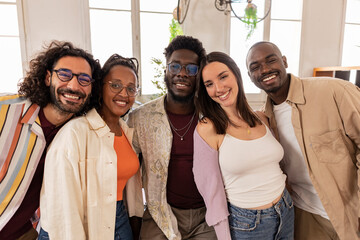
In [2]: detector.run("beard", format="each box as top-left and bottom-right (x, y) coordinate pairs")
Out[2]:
(49, 83), (89, 114)
(164, 75), (194, 104)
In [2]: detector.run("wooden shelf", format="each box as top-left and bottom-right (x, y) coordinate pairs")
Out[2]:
(313, 66), (360, 87)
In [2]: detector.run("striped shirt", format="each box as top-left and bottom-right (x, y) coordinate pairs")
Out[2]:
(0, 94), (46, 231)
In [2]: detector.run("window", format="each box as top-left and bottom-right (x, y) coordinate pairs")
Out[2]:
(342, 0), (360, 67)
(230, 0), (303, 96)
(230, 1), (265, 94)
(89, 1), (133, 65)
(89, 0), (179, 95)
(0, 0), (23, 94)
(269, 0), (302, 77)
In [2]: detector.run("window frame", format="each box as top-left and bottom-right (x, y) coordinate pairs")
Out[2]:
(88, 0), (180, 97)
(229, 0), (303, 105)
(0, 0), (27, 93)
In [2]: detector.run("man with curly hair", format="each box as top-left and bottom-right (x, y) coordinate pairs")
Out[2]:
(0, 41), (101, 240)
(128, 36), (216, 239)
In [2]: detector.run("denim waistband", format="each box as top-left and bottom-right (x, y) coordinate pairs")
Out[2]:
(228, 188), (293, 216)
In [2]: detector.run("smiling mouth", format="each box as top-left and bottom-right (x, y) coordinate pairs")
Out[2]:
(114, 100), (127, 106)
(63, 93), (80, 100)
(175, 81), (190, 87)
(262, 74), (277, 82)
(218, 90), (230, 100)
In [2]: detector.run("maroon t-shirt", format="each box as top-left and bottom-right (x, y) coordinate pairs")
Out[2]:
(0, 108), (63, 239)
(166, 111), (205, 209)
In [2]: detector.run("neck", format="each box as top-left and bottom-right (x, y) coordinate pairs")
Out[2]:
(268, 75), (290, 105)
(165, 94), (195, 115)
(97, 108), (121, 134)
(223, 105), (240, 120)
(43, 104), (73, 127)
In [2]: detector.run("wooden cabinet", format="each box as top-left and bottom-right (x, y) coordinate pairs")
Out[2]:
(313, 66), (360, 87)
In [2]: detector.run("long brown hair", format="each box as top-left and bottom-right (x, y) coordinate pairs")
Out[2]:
(195, 51), (260, 134)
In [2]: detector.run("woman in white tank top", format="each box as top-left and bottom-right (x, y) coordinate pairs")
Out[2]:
(193, 52), (294, 240)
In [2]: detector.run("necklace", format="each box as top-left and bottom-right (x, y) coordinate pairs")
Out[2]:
(167, 112), (196, 141)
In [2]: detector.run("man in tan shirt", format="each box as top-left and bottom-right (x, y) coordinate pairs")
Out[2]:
(246, 41), (360, 240)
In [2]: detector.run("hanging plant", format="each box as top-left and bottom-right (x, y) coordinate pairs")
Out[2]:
(169, 18), (184, 42)
(243, 1), (258, 40)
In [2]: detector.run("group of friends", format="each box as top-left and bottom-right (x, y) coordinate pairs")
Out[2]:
(0, 35), (359, 240)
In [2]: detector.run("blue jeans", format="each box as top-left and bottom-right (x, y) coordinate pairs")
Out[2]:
(115, 200), (133, 240)
(38, 201), (132, 240)
(228, 188), (294, 240)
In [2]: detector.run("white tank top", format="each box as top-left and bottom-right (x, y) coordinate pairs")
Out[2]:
(219, 125), (286, 208)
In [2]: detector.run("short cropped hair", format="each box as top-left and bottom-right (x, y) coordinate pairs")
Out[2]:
(164, 35), (206, 63)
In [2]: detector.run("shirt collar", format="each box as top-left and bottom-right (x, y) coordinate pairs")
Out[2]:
(286, 74), (306, 105)
(263, 74), (305, 118)
(85, 108), (133, 140)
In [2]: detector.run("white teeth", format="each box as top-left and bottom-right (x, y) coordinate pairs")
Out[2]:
(263, 75), (276, 82)
(115, 101), (126, 106)
(176, 83), (186, 87)
(219, 91), (229, 100)
(64, 94), (79, 100)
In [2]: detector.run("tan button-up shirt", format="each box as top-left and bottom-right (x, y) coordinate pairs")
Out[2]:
(264, 74), (360, 239)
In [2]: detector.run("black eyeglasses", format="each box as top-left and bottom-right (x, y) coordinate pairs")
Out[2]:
(52, 68), (94, 87)
(167, 62), (199, 76)
(107, 81), (140, 97)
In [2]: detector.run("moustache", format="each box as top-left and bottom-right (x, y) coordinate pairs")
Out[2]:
(57, 88), (86, 98)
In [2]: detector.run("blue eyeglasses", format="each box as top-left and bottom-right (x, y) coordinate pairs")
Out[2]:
(167, 62), (199, 76)
(52, 68), (94, 87)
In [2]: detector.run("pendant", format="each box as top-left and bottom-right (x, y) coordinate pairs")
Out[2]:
(181, 137), (184, 141)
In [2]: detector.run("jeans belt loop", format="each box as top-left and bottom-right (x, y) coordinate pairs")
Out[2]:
(282, 190), (290, 208)
(256, 210), (261, 224)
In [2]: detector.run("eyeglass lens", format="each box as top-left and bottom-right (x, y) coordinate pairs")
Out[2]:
(108, 81), (138, 96)
(168, 63), (199, 76)
(54, 68), (92, 86)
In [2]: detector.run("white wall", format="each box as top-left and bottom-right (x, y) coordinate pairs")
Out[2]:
(182, 0), (230, 54)
(20, 0), (91, 62)
(299, 0), (346, 77)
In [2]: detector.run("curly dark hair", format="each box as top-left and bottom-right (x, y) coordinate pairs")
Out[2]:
(18, 40), (101, 115)
(195, 51), (261, 134)
(164, 35), (206, 63)
(96, 54), (139, 112)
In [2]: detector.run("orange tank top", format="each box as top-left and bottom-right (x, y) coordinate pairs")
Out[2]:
(113, 133), (139, 201)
